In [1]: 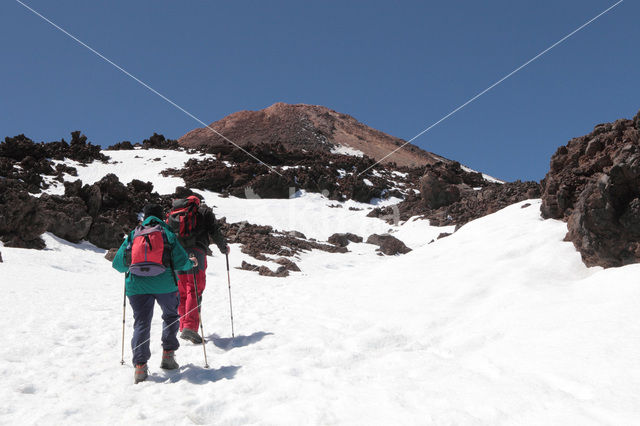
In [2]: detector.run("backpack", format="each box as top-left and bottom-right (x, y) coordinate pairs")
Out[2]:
(125, 223), (172, 276)
(166, 196), (200, 247)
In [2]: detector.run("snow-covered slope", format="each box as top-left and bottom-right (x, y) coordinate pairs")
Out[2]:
(2, 149), (639, 424)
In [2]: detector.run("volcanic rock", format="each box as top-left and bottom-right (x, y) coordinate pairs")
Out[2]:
(328, 233), (363, 247)
(106, 133), (180, 151)
(258, 265), (289, 277)
(287, 231), (306, 239)
(541, 110), (640, 267)
(39, 194), (93, 243)
(420, 174), (461, 209)
(87, 214), (131, 250)
(0, 179), (47, 249)
(220, 219), (348, 264)
(275, 257), (301, 272)
(238, 260), (289, 277)
(369, 157), (539, 228)
(105, 248), (118, 262)
(366, 234), (412, 255)
(163, 142), (397, 202)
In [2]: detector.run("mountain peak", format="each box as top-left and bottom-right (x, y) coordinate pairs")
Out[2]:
(178, 103), (447, 167)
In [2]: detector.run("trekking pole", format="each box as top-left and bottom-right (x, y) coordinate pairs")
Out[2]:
(225, 253), (235, 338)
(191, 254), (209, 368)
(120, 281), (126, 365)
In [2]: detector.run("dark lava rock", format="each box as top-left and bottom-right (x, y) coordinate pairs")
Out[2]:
(426, 180), (540, 227)
(0, 132), (106, 164)
(96, 174), (130, 208)
(366, 234), (412, 255)
(275, 257), (301, 272)
(259, 265), (289, 277)
(238, 173), (293, 199)
(39, 194), (93, 243)
(162, 142), (401, 202)
(141, 133), (180, 150)
(239, 260), (259, 271)
(420, 174), (461, 209)
(238, 260), (289, 277)
(369, 165), (540, 228)
(541, 110), (640, 267)
(221, 219), (348, 260)
(328, 232), (363, 247)
(87, 214), (131, 250)
(1, 132), (106, 164)
(0, 179), (47, 249)
(105, 248), (118, 262)
(287, 231), (306, 239)
(107, 141), (135, 151)
(106, 133), (180, 151)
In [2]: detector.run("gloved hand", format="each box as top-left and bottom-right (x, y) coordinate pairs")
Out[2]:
(219, 244), (230, 255)
(189, 254), (198, 267)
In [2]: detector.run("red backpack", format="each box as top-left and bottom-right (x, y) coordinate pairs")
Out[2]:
(125, 223), (172, 276)
(167, 196), (200, 245)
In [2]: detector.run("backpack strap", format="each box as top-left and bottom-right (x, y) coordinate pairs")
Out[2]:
(169, 256), (179, 288)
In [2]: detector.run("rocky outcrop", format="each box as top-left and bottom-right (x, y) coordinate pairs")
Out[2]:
(0, 133), (104, 193)
(0, 179), (47, 248)
(239, 261), (289, 277)
(107, 133), (180, 151)
(328, 233), (363, 247)
(162, 142), (414, 202)
(425, 180), (541, 227)
(1, 132), (107, 164)
(39, 194), (93, 243)
(274, 257), (301, 272)
(238, 257), (301, 277)
(369, 161), (539, 228)
(104, 248), (118, 262)
(178, 102), (449, 168)
(420, 174), (461, 209)
(0, 138), (166, 251)
(541, 111), (640, 267)
(366, 234), (412, 255)
(221, 219), (348, 260)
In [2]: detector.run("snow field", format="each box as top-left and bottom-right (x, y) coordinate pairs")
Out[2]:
(1, 200), (639, 424)
(2, 148), (639, 424)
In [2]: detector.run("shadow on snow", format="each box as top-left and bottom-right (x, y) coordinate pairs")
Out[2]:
(148, 363), (241, 384)
(207, 331), (273, 351)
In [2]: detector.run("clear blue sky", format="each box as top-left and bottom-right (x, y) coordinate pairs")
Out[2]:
(1, 0), (638, 181)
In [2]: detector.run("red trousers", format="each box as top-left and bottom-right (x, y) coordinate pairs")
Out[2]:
(177, 250), (207, 332)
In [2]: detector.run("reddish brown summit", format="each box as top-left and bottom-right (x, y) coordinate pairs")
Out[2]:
(178, 102), (448, 168)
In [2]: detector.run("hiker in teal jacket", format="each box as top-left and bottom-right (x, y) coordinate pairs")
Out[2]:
(112, 204), (195, 383)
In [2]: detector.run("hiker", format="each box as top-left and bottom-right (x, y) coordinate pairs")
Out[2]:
(112, 203), (196, 384)
(167, 194), (229, 344)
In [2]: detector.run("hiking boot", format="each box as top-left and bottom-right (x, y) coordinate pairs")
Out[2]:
(160, 350), (179, 370)
(180, 328), (203, 344)
(134, 363), (148, 384)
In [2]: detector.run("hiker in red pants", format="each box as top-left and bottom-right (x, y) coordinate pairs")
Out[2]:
(167, 194), (229, 344)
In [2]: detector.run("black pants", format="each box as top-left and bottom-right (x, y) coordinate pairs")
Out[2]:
(128, 291), (180, 365)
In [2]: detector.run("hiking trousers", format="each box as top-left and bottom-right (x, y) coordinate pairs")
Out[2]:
(128, 291), (180, 365)
(177, 248), (207, 332)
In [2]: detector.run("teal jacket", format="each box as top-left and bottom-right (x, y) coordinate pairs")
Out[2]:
(112, 216), (194, 296)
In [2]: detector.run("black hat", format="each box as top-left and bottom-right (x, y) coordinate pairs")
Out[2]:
(143, 203), (164, 219)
